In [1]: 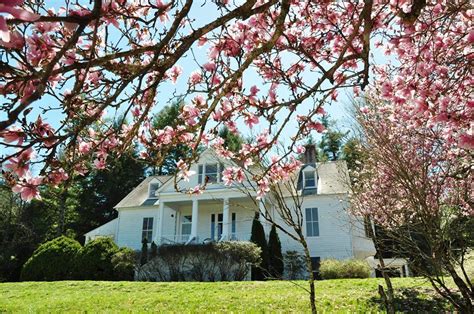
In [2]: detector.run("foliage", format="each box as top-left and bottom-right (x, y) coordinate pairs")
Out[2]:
(0, 278), (456, 313)
(341, 137), (366, 173)
(73, 149), (146, 240)
(268, 224), (284, 279)
(140, 238), (148, 266)
(218, 126), (243, 153)
(20, 236), (81, 281)
(318, 115), (346, 161)
(138, 242), (261, 282)
(283, 251), (306, 280)
(111, 248), (137, 281)
(319, 259), (371, 280)
(351, 98), (473, 311)
(150, 241), (158, 259)
(76, 237), (119, 280)
(250, 213), (269, 280)
(150, 102), (191, 175)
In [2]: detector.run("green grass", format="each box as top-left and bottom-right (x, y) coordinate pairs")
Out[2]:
(0, 278), (453, 313)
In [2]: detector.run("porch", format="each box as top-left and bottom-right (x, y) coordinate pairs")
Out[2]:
(154, 195), (265, 245)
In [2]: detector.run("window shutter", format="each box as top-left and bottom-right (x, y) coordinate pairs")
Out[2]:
(198, 165), (203, 184)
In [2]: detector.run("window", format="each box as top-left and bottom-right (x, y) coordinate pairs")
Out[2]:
(149, 182), (160, 197)
(181, 215), (192, 236)
(304, 170), (316, 188)
(231, 213), (236, 236)
(198, 163), (222, 184)
(305, 207), (319, 237)
(142, 217), (154, 242)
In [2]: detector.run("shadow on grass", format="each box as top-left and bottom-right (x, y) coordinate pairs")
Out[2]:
(369, 287), (456, 313)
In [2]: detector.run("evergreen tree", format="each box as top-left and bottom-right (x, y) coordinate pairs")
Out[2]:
(73, 148), (146, 242)
(341, 137), (365, 172)
(151, 102), (191, 175)
(318, 115), (346, 161)
(250, 212), (269, 280)
(150, 241), (158, 259)
(140, 238), (148, 266)
(218, 126), (243, 152)
(268, 224), (284, 279)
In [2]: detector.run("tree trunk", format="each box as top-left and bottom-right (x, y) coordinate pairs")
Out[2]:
(376, 254), (396, 314)
(368, 219), (395, 314)
(444, 263), (473, 312)
(300, 236), (317, 314)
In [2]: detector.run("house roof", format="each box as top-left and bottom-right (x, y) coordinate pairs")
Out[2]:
(114, 175), (172, 209)
(312, 160), (350, 194)
(281, 160), (350, 197)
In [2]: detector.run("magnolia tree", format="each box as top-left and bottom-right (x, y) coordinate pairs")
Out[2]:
(0, 0), (472, 202)
(350, 97), (473, 312)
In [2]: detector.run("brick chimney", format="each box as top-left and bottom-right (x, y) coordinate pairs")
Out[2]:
(303, 144), (317, 164)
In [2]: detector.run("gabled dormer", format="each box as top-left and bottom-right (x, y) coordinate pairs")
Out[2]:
(302, 165), (317, 189)
(148, 178), (162, 198)
(197, 162), (224, 184)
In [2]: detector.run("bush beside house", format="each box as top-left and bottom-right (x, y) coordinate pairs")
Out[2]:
(21, 236), (82, 281)
(320, 259), (371, 279)
(21, 236), (136, 281)
(77, 237), (121, 280)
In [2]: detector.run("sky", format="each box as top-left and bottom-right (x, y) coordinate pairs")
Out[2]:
(1, 1), (390, 165)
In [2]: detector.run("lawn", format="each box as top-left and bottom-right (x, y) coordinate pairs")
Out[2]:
(0, 278), (453, 313)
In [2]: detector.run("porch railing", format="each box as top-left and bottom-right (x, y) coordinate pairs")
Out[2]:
(159, 233), (251, 245)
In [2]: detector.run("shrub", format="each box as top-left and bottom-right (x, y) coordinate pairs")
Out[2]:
(77, 237), (119, 280)
(268, 224), (284, 279)
(137, 241), (261, 282)
(140, 238), (148, 266)
(284, 251), (305, 280)
(320, 259), (371, 279)
(21, 236), (81, 281)
(150, 241), (158, 259)
(250, 213), (269, 280)
(111, 248), (137, 281)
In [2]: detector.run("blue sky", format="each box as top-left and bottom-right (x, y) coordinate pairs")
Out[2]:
(1, 1), (389, 159)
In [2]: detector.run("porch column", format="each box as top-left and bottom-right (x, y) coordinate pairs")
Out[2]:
(221, 198), (230, 240)
(190, 199), (199, 241)
(157, 200), (165, 244)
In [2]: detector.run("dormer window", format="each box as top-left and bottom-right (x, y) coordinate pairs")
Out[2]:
(198, 163), (223, 184)
(304, 170), (316, 188)
(149, 182), (160, 198)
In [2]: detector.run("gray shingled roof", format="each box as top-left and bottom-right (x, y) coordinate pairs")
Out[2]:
(114, 175), (171, 208)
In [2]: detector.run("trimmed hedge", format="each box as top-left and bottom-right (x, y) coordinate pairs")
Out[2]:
(138, 241), (261, 282)
(21, 236), (82, 281)
(319, 259), (371, 279)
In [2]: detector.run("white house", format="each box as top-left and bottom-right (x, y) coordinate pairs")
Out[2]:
(85, 147), (377, 273)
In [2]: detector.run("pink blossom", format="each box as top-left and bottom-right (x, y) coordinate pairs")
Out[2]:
(94, 158), (106, 170)
(168, 65), (183, 84)
(0, 125), (24, 144)
(79, 141), (92, 153)
(188, 70), (202, 86)
(0, 0), (39, 42)
(12, 174), (42, 201)
(244, 113), (259, 129)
